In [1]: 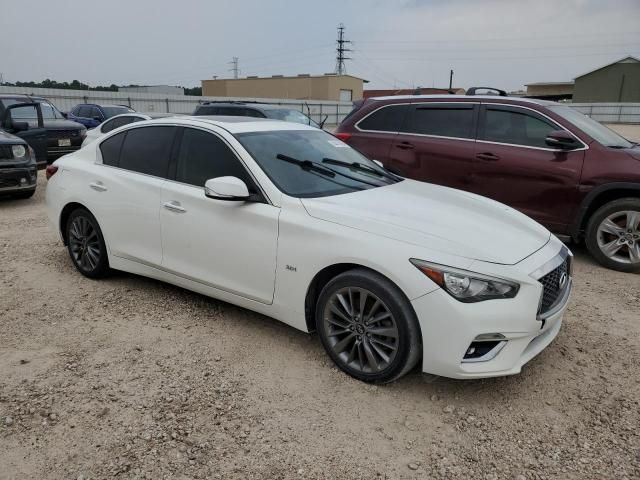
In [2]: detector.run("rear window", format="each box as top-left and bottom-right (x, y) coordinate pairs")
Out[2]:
(99, 132), (125, 166)
(118, 126), (176, 177)
(403, 104), (475, 139)
(357, 104), (408, 132)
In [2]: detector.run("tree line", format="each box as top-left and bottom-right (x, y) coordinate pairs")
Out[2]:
(0, 79), (202, 96)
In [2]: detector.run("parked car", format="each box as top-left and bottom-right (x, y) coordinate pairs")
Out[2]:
(0, 128), (37, 198)
(335, 90), (640, 272)
(82, 112), (181, 146)
(193, 101), (325, 128)
(67, 104), (135, 129)
(45, 116), (572, 382)
(0, 95), (86, 165)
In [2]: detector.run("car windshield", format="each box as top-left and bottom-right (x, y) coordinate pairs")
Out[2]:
(548, 105), (633, 149)
(236, 130), (399, 198)
(102, 106), (134, 118)
(2, 99), (65, 119)
(266, 109), (319, 128)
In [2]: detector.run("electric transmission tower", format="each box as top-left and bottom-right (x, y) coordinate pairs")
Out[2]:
(335, 24), (352, 75)
(228, 57), (240, 79)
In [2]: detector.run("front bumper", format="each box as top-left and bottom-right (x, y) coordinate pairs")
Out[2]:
(412, 240), (572, 379)
(0, 166), (37, 193)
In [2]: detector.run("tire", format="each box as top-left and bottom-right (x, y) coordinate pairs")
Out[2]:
(315, 268), (421, 383)
(65, 208), (110, 278)
(585, 197), (640, 273)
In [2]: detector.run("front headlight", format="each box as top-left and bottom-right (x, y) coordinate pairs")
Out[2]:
(11, 144), (27, 159)
(410, 259), (519, 303)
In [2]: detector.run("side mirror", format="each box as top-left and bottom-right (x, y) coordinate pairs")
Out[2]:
(12, 121), (30, 132)
(545, 130), (578, 150)
(61, 112), (68, 119)
(204, 176), (250, 201)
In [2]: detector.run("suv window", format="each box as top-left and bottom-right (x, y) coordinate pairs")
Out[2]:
(89, 106), (102, 119)
(99, 132), (125, 167)
(480, 106), (557, 148)
(175, 128), (255, 190)
(119, 126), (176, 177)
(403, 104), (475, 139)
(78, 106), (92, 118)
(357, 104), (408, 132)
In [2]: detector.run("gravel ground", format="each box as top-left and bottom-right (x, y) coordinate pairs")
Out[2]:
(1, 175), (639, 480)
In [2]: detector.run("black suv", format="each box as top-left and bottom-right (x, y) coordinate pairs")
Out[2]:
(0, 95), (86, 165)
(0, 129), (37, 199)
(193, 101), (325, 128)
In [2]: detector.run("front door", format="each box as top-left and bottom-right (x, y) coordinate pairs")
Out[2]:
(388, 102), (478, 191)
(160, 127), (279, 304)
(2, 102), (48, 163)
(471, 104), (585, 233)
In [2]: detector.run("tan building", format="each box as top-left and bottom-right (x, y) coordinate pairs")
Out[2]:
(201, 74), (367, 101)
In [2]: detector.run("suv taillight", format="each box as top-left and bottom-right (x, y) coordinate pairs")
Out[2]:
(45, 165), (58, 180)
(334, 132), (352, 142)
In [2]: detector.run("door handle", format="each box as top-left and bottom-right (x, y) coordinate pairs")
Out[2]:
(89, 181), (107, 192)
(163, 201), (186, 213)
(395, 142), (415, 150)
(476, 152), (500, 161)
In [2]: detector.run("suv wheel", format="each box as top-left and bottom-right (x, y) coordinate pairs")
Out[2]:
(586, 198), (640, 273)
(66, 208), (110, 278)
(315, 269), (421, 383)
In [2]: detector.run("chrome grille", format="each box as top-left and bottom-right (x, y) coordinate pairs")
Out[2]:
(538, 258), (570, 315)
(48, 129), (80, 139)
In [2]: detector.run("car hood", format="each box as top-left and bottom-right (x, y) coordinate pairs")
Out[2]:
(0, 129), (25, 144)
(25, 119), (85, 130)
(300, 179), (551, 265)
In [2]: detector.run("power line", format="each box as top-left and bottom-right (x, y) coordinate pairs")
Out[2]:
(228, 57), (240, 79)
(335, 23), (352, 75)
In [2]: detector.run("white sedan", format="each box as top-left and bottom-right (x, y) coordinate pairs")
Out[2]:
(45, 116), (572, 382)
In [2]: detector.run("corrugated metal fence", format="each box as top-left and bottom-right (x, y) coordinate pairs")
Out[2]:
(569, 103), (640, 124)
(0, 86), (354, 126)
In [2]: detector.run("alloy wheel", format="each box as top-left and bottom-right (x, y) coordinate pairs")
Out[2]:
(322, 287), (399, 374)
(69, 215), (102, 272)
(596, 210), (640, 265)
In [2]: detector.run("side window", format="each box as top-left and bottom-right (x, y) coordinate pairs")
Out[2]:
(89, 106), (102, 119)
(244, 109), (265, 118)
(357, 104), (408, 132)
(196, 105), (218, 115)
(100, 118), (118, 133)
(119, 126), (176, 177)
(480, 107), (557, 148)
(175, 128), (255, 191)
(99, 132), (125, 167)
(78, 106), (92, 118)
(216, 107), (244, 116)
(403, 104), (475, 139)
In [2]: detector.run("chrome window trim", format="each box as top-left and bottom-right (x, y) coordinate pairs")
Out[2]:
(94, 123), (273, 205)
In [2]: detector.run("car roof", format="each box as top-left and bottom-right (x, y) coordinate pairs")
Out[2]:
(198, 102), (298, 111)
(367, 94), (557, 106)
(79, 103), (132, 108)
(108, 112), (183, 120)
(143, 115), (317, 134)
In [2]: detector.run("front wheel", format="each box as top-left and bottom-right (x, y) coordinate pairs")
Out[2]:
(315, 269), (421, 383)
(586, 198), (640, 273)
(66, 208), (110, 278)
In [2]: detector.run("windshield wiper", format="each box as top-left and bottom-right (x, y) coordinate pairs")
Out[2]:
(322, 158), (400, 182)
(276, 154), (381, 187)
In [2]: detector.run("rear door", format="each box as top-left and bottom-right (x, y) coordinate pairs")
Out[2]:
(471, 104), (586, 233)
(350, 103), (409, 165)
(388, 102), (478, 191)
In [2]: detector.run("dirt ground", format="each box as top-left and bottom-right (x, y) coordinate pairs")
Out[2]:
(1, 176), (639, 480)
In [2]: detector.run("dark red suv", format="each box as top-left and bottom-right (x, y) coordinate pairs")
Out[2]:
(335, 92), (640, 272)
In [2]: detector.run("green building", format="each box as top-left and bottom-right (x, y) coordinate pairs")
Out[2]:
(573, 56), (640, 103)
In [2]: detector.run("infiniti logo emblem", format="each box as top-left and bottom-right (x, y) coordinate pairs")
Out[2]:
(559, 272), (568, 289)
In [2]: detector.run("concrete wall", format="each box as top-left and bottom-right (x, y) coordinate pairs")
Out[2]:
(0, 86), (353, 126)
(573, 61), (640, 102)
(201, 75), (364, 101)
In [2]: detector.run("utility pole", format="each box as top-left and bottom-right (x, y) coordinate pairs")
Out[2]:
(335, 23), (352, 75)
(0, 72), (4, 85)
(228, 57), (240, 79)
(449, 69), (454, 90)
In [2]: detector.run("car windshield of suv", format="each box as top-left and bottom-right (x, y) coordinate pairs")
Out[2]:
(2, 99), (65, 119)
(236, 130), (399, 198)
(266, 109), (319, 128)
(102, 106), (134, 118)
(548, 105), (633, 149)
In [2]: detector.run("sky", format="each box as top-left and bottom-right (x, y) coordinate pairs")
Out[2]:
(1, 0), (639, 91)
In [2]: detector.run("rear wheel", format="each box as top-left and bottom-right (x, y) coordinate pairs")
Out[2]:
(66, 208), (110, 278)
(586, 198), (640, 273)
(315, 269), (421, 383)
